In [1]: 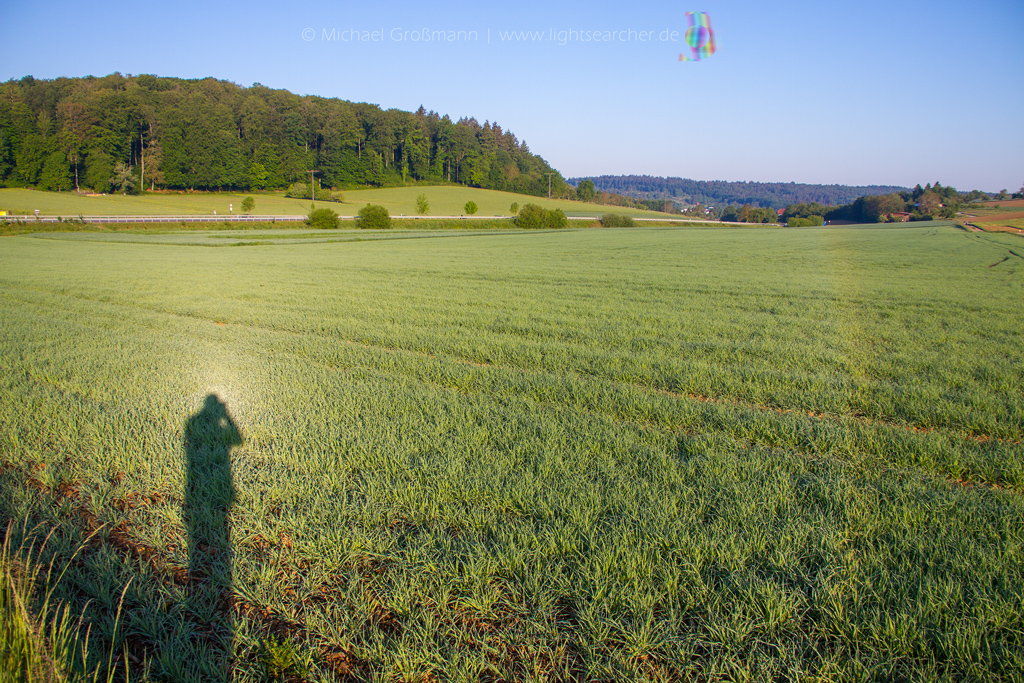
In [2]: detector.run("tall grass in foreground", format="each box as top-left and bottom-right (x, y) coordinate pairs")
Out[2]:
(1, 520), (129, 683)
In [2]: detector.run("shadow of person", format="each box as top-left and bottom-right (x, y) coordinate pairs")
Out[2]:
(184, 393), (242, 679)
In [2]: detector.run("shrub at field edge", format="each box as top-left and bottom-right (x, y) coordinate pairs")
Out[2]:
(307, 207), (339, 229)
(357, 204), (392, 229)
(515, 203), (567, 229)
(600, 213), (636, 228)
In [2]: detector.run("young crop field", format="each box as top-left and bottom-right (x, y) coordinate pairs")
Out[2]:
(0, 223), (1022, 682)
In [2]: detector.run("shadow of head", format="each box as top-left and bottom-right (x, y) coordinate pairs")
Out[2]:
(187, 394), (243, 449)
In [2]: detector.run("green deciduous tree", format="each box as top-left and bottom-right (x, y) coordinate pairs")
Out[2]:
(515, 204), (566, 229)
(515, 203), (547, 228)
(285, 182), (308, 199)
(357, 203), (391, 229)
(781, 202), (827, 223)
(464, 200), (477, 215)
(38, 151), (71, 191)
(111, 161), (135, 194)
(249, 163), (269, 190)
(416, 193), (429, 215)
(83, 150), (113, 193)
(577, 179), (595, 202)
(241, 196), (255, 214)
(509, 202), (518, 215)
(916, 191), (941, 216)
(547, 209), (567, 228)
(307, 207), (339, 229)
(0, 74), (565, 197)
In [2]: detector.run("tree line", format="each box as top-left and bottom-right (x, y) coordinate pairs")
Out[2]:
(0, 74), (567, 196)
(670, 182), (988, 225)
(803, 182), (974, 223)
(570, 175), (911, 210)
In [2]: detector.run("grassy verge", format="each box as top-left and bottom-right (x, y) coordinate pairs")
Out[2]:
(0, 186), (677, 220)
(0, 220), (299, 237)
(1, 519), (128, 683)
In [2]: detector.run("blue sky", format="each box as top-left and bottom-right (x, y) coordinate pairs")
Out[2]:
(2, 0), (1021, 191)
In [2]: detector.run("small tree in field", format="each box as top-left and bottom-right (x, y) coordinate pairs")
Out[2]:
(241, 196), (255, 214)
(307, 207), (339, 229)
(464, 200), (478, 215)
(357, 203), (391, 229)
(416, 194), (429, 215)
(285, 182), (307, 199)
(509, 202), (519, 215)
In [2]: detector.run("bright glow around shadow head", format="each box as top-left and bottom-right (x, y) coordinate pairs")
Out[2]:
(193, 383), (245, 423)
(179, 338), (269, 450)
(187, 360), (257, 431)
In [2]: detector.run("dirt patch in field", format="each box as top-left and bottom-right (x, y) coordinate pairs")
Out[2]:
(971, 211), (1024, 222)
(978, 224), (1024, 236)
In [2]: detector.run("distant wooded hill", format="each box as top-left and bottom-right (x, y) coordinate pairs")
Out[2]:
(0, 74), (566, 196)
(569, 175), (910, 209)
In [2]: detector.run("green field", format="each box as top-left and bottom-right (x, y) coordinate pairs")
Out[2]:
(1, 224), (1022, 682)
(0, 187), (672, 220)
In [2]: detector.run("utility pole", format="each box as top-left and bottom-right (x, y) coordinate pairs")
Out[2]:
(544, 172), (555, 200)
(307, 169), (319, 203)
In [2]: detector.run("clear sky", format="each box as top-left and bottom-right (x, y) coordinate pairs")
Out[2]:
(2, 0), (1021, 191)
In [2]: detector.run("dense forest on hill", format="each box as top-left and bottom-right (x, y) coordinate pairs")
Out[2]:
(570, 175), (910, 209)
(0, 74), (566, 195)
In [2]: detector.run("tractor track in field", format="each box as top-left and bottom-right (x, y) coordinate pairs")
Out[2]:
(314, 331), (1023, 449)
(7, 281), (1022, 449)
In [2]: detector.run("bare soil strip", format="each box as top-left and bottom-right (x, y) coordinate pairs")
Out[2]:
(971, 211), (1024, 222)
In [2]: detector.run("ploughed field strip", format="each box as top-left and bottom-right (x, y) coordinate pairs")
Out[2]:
(1, 224), (1022, 682)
